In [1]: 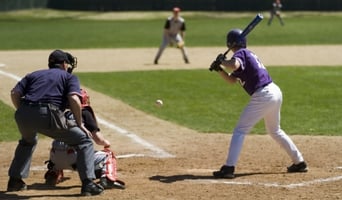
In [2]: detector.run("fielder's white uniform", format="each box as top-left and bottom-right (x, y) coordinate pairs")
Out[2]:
(154, 15), (189, 64)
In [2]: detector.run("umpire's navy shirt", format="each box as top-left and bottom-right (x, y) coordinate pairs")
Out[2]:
(13, 68), (81, 111)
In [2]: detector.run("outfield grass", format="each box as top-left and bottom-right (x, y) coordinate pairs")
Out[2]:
(2, 67), (341, 139)
(76, 67), (342, 136)
(0, 10), (342, 49)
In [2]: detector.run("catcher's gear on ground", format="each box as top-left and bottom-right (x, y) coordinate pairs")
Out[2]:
(44, 168), (64, 185)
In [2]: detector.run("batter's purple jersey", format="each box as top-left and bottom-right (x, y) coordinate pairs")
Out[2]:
(231, 48), (272, 95)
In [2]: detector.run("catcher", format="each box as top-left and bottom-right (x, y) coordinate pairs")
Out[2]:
(44, 89), (125, 189)
(154, 7), (190, 64)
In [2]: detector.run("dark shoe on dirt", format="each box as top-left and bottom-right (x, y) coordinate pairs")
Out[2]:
(213, 165), (235, 179)
(184, 58), (190, 64)
(100, 177), (125, 189)
(81, 182), (104, 196)
(7, 177), (27, 192)
(287, 161), (308, 173)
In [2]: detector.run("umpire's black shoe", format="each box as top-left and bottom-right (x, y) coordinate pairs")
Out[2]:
(81, 181), (104, 196)
(7, 177), (27, 192)
(213, 165), (235, 179)
(287, 161), (308, 173)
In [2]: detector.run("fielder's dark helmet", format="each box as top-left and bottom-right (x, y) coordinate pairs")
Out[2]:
(226, 29), (247, 49)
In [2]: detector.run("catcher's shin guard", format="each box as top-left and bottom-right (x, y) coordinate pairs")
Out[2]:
(96, 149), (126, 189)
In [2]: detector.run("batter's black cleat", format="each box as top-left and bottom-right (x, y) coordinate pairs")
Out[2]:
(81, 181), (104, 196)
(213, 165), (235, 179)
(287, 161), (308, 173)
(7, 177), (27, 192)
(154, 59), (158, 65)
(184, 58), (190, 64)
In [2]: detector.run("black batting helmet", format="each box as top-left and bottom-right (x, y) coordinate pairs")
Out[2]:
(226, 29), (247, 49)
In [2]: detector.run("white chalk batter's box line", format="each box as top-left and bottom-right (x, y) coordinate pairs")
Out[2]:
(190, 174), (342, 189)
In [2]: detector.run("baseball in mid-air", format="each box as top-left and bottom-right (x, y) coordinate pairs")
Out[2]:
(155, 99), (163, 107)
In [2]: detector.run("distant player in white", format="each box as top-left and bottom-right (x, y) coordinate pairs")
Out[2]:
(210, 29), (308, 179)
(268, 0), (285, 26)
(154, 7), (189, 64)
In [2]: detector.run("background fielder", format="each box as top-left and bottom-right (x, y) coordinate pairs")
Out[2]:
(268, 0), (285, 26)
(154, 7), (189, 64)
(210, 29), (307, 178)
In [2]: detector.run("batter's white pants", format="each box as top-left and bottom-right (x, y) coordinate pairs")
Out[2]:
(225, 82), (304, 167)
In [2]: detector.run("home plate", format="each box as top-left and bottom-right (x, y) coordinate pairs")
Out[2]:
(0, 63), (6, 67)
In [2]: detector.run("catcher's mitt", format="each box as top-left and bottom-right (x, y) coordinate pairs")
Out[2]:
(177, 41), (185, 48)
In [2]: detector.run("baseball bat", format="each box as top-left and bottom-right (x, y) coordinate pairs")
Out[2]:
(223, 13), (264, 56)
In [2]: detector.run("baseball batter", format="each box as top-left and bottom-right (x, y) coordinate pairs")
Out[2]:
(154, 7), (189, 64)
(210, 29), (307, 178)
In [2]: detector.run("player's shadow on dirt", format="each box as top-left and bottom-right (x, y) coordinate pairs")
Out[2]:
(0, 181), (83, 199)
(150, 172), (286, 183)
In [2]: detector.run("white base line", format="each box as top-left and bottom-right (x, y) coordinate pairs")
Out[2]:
(97, 117), (174, 158)
(194, 175), (342, 188)
(0, 69), (174, 158)
(0, 69), (21, 81)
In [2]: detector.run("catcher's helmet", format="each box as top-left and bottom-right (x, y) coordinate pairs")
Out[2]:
(226, 29), (247, 49)
(80, 89), (90, 108)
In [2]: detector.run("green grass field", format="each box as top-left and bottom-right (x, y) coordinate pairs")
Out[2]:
(1, 10), (341, 141)
(76, 67), (342, 136)
(0, 10), (342, 49)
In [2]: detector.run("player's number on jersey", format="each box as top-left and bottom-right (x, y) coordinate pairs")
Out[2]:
(251, 53), (266, 69)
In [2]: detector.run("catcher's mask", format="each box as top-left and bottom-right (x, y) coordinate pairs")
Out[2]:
(226, 29), (247, 49)
(80, 89), (90, 108)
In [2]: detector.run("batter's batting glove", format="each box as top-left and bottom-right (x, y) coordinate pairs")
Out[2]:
(209, 60), (222, 72)
(215, 53), (226, 63)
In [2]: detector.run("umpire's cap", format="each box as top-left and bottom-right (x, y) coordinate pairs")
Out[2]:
(48, 49), (71, 67)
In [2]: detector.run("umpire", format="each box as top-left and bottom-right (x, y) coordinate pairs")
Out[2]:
(7, 49), (104, 196)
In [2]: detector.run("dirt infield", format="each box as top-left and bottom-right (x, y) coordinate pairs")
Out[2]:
(0, 46), (341, 200)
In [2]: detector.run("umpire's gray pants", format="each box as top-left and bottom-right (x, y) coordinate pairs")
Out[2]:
(8, 104), (96, 181)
